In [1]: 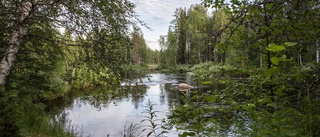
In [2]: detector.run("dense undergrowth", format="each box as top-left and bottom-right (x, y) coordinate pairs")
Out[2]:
(0, 56), (148, 137)
(158, 62), (249, 77)
(166, 62), (320, 136)
(157, 64), (192, 73)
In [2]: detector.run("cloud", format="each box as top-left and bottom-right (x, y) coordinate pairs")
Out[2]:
(130, 0), (202, 50)
(146, 40), (158, 44)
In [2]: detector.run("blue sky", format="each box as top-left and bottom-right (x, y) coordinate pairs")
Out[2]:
(130, 0), (203, 50)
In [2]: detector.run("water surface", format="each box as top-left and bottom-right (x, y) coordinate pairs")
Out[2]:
(61, 73), (195, 137)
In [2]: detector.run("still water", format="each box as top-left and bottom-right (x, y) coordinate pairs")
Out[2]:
(60, 73), (198, 137)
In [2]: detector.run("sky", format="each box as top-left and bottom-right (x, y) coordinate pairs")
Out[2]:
(130, 0), (203, 50)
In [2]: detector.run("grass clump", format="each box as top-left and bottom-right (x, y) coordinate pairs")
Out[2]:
(20, 109), (83, 137)
(190, 62), (215, 72)
(190, 62), (249, 77)
(118, 122), (142, 137)
(158, 64), (191, 73)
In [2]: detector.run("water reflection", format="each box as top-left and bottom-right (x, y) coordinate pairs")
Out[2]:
(62, 73), (192, 137)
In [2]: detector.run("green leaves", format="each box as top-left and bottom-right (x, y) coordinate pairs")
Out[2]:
(270, 57), (280, 65)
(181, 131), (196, 137)
(258, 96), (272, 105)
(268, 42), (295, 68)
(265, 67), (280, 78)
(284, 130), (298, 136)
(267, 42), (297, 52)
(267, 43), (286, 52)
(284, 42), (297, 47)
(204, 96), (217, 102)
(200, 81), (213, 85)
(271, 55), (292, 65)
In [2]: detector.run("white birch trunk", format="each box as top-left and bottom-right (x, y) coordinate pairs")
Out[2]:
(317, 40), (319, 64)
(298, 53), (303, 66)
(260, 53), (263, 67)
(0, 1), (33, 85)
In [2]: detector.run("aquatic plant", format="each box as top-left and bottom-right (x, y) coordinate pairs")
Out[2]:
(141, 100), (167, 137)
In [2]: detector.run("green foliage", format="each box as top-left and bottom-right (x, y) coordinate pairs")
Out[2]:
(130, 30), (151, 66)
(177, 8), (188, 64)
(0, 87), (20, 137)
(265, 43), (295, 78)
(161, 0), (320, 68)
(121, 64), (149, 85)
(159, 4), (216, 66)
(166, 92), (221, 136)
(158, 64), (191, 73)
(8, 24), (70, 100)
(190, 62), (249, 78)
(159, 27), (178, 67)
(19, 108), (81, 137)
(168, 63), (320, 136)
(190, 62), (215, 72)
(167, 41), (320, 136)
(0, 24), (75, 136)
(67, 65), (118, 89)
(141, 100), (167, 137)
(0, 0), (156, 136)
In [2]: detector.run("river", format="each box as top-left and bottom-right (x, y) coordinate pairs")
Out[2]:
(58, 73), (203, 137)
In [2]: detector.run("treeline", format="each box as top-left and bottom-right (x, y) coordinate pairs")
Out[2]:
(130, 30), (160, 66)
(159, 1), (320, 68)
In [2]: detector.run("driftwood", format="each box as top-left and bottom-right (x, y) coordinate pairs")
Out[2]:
(178, 83), (193, 91)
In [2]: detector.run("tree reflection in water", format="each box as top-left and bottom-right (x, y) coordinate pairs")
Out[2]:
(56, 73), (203, 137)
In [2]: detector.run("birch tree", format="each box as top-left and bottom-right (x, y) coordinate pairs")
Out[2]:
(0, 0), (140, 85)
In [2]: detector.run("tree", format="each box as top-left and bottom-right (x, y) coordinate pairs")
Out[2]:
(187, 4), (209, 64)
(130, 30), (148, 65)
(0, 0), (140, 85)
(159, 4), (231, 66)
(174, 8), (188, 64)
(158, 27), (178, 67)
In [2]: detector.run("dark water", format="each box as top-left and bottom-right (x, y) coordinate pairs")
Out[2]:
(59, 73), (203, 137)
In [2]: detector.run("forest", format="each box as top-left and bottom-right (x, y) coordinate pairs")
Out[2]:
(159, 0), (320, 136)
(0, 0), (319, 137)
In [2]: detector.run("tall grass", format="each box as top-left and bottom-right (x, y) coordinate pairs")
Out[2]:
(158, 64), (192, 73)
(117, 122), (142, 137)
(19, 108), (87, 137)
(117, 100), (168, 137)
(190, 62), (249, 76)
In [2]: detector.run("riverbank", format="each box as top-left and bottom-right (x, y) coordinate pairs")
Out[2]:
(0, 63), (152, 137)
(157, 62), (250, 77)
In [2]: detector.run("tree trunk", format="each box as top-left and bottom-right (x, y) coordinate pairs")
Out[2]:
(0, 1), (33, 85)
(317, 40), (319, 64)
(260, 53), (263, 67)
(299, 53), (303, 66)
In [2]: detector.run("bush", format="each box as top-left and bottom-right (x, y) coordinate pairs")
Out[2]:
(190, 62), (249, 77)
(158, 64), (192, 73)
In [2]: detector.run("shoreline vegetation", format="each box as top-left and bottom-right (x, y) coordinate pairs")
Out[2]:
(2, 61), (320, 136)
(157, 62), (250, 77)
(1, 60), (247, 137)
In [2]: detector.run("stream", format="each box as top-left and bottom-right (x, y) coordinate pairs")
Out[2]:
(58, 73), (214, 137)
